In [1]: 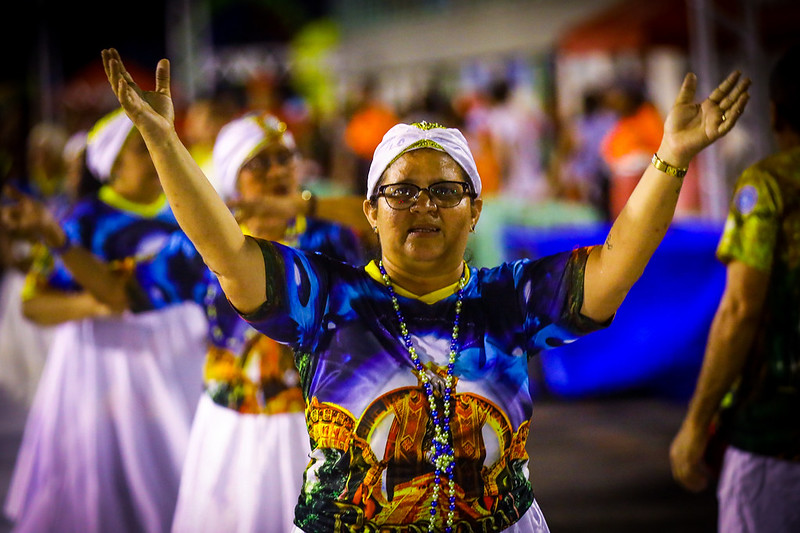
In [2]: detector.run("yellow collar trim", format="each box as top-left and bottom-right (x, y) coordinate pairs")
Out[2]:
(98, 185), (167, 218)
(240, 215), (306, 245)
(289, 214), (307, 241)
(365, 260), (470, 304)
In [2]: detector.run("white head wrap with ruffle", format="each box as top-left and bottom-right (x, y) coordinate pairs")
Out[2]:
(366, 122), (482, 199)
(212, 112), (296, 201)
(85, 108), (135, 182)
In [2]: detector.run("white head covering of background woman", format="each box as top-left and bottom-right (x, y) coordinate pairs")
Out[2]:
(212, 112), (296, 201)
(85, 108), (135, 183)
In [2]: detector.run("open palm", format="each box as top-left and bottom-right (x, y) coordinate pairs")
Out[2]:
(102, 48), (175, 139)
(661, 71), (750, 167)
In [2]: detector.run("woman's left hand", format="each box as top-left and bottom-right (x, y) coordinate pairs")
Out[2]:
(658, 71), (750, 168)
(0, 186), (63, 247)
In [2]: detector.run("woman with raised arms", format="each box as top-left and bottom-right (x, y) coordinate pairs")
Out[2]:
(102, 47), (748, 532)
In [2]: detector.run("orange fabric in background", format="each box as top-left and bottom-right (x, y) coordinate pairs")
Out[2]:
(602, 103), (664, 219)
(470, 130), (501, 196)
(344, 104), (399, 160)
(601, 102), (663, 165)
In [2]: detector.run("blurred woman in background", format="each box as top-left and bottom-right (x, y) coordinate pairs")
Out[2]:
(2, 109), (207, 533)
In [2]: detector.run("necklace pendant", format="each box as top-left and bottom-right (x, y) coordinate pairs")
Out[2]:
(420, 364), (453, 400)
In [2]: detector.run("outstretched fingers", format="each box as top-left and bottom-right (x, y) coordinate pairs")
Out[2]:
(112, 50), (142, 96)
(718, 90), (749, 136)
(101, 49), (120, 98)
(101, 49), (112, 79)
(155, 59), (171, 97)
(100, 51), (139, 114)
(700, 71), (750, 138)
(708, 71), (742, 104)
(102, 48), (142, 104)
(103, 53), (126, 105)
(717, 77), (751, 112)
(674, 72), (698, 105)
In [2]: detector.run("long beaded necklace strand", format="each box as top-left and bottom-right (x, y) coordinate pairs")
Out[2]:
(378, 260), (466, 533)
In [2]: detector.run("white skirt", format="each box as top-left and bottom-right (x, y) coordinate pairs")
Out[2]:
(4, 302), (208, 533)
(171, 394), (310, 533)
(0, 270), (54, 408)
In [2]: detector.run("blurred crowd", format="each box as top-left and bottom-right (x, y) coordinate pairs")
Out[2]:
(0, 54), (669, 531)
(1, 59), (677, 224)
(0, 64), (678, 408)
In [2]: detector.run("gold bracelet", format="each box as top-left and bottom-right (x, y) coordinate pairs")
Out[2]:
(651, 153), (688, 179)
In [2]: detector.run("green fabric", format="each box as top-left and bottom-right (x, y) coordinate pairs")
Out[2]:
(717, 146), (800, 461)
(467, 195), (602, 268)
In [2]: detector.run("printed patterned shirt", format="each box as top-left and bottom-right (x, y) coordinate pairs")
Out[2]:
(133, 216), (365, 414)
(240, 239), (609, 532)
(716, 145), (800, 460)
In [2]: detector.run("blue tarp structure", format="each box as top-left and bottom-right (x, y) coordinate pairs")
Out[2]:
(503, 221), (727, 401)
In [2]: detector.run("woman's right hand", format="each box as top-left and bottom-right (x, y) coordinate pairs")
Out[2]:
(101, 48), (175, 141)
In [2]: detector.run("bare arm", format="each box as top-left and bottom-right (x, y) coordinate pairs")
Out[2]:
(669, 260), (769, 492)
(23, 289), (115, 325)
(312, 195), (375, 238)
(228, 192), (377, 247)
(582, 72), (750, 321)
(52, 241), (129, 312)
(1, 187), (129, 311)
(102, 48), (265, 312)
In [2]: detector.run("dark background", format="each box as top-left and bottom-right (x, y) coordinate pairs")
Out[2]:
(3, 0), (332, 85)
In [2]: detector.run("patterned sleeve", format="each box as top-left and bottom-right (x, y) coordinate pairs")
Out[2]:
(236, 237), (328, 349)
(517, 246), (611, 352)
(128, 230), (209, 312)
(716, 167), (780, 272)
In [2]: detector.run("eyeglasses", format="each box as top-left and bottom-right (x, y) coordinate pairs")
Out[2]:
(241, 150), (294, 174)
(374, 181), (475, 210)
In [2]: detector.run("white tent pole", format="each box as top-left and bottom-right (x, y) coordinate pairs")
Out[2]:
(687, 0), (726, 221)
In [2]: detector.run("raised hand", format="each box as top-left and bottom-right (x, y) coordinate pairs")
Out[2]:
(101, 48), (175, 140)
(659, 71), (750, 168)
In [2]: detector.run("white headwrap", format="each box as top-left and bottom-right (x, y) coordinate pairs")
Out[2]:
(85, 108), (135, 182)
(212, 112), (296, 201)
(366, 121), (482, 199)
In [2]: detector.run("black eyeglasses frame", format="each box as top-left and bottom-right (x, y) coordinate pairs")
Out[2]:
(372, 180), (476, 210)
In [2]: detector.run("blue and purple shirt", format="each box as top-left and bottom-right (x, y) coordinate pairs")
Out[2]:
(240, 238), (608, 532)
